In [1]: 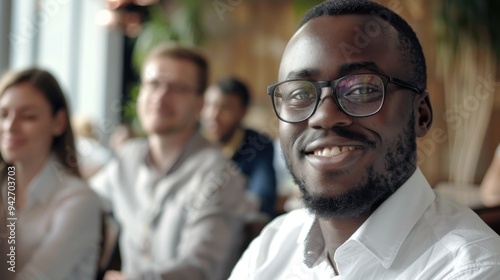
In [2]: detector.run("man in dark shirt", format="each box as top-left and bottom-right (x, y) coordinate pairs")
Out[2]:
(201, 76), (277, 218)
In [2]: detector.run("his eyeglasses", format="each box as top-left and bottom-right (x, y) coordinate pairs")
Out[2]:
(141, 79), (197, 95)
(267, 73), (422, 123)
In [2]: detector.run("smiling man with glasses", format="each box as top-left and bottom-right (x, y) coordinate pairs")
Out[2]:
(230, 0), (500, 279)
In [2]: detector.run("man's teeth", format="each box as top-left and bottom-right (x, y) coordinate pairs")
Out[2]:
(314, 146), (357, 157)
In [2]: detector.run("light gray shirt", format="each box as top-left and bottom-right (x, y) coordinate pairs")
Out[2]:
(90, 131), (246, 280)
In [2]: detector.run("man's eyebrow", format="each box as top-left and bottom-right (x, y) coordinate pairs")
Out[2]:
(339, 62), (381, 76)
(285, 62), (382, 81)
(285, 68), (320, 80)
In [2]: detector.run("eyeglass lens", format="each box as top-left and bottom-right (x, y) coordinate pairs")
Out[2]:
(273, 74), (385, 122)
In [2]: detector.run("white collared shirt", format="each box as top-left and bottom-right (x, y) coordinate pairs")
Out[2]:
(2, 156), (101, 280)
(230, 168), (500, 279)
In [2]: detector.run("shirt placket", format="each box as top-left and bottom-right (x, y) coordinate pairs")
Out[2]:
(137, 167), (161, 268)
(141, 216), (153, 264)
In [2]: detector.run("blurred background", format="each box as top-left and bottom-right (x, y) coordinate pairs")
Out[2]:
(0, 0), (499, 189)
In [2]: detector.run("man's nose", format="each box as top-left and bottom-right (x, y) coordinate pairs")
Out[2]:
(307, 88), (353, 129)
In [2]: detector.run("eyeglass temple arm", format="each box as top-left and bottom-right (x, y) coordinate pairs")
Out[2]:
(389, 77), (423, 93)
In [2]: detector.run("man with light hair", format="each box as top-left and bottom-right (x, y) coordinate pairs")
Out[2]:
(92, 44), (246, 280)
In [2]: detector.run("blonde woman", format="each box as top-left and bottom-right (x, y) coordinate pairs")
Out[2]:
(0, 68), (101, 280)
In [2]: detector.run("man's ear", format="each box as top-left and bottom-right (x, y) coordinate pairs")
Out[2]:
(415, 90), (433, 137)
(52, 109), (68, 137)
(239, 107), (248, 121)
(195, 94), (205, 119)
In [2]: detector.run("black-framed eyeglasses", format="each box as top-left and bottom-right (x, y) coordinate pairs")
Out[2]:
(267, 73), (422, 123)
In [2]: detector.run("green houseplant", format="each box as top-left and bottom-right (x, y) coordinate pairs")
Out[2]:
(122, 0), (205, 132)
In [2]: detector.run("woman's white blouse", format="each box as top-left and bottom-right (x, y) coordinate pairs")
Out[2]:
(3, 157), (101, 280)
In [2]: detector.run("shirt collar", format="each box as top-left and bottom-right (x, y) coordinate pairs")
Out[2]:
(300, 168), (435, 269)
(302, 218), (325, 268)
(144, 129), (212, 175)
(348, 168), (435, 268)
(24, 155), (63, 210)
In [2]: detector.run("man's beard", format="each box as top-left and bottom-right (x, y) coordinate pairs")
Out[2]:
(284, 115), (417, 219)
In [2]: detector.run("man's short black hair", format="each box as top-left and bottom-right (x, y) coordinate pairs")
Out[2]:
(215, 76), (251, 109)
(300, 0), (426, 90)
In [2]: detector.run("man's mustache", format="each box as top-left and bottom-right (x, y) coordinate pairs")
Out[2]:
(307, 127), (376, 149)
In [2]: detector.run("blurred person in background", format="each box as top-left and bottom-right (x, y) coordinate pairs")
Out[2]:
(0, 68), (101, 280)
(72, 114), (113, 179)
(108, 123), (136, 153)
(91, 44), (246, 280)
(201, 76), (277, 219)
